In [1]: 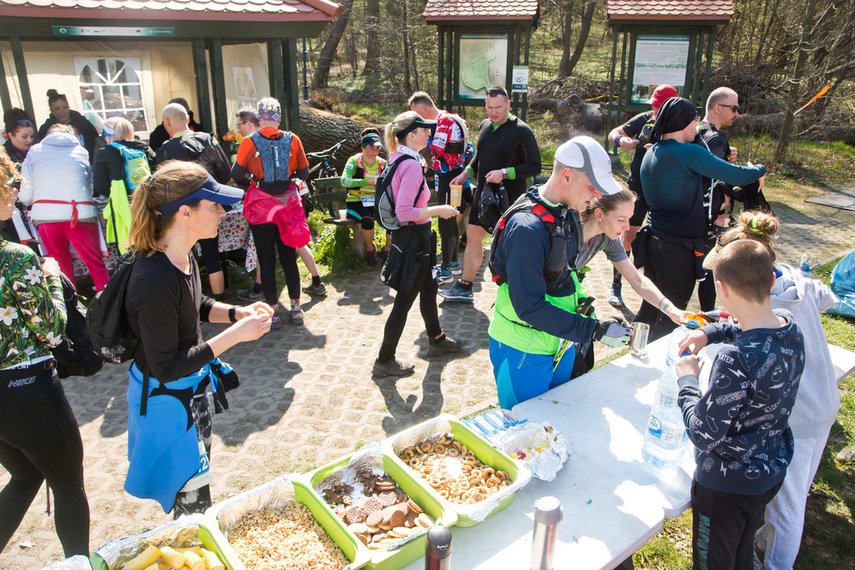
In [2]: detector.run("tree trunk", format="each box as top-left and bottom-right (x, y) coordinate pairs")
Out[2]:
(775, 0), (819, 162)
(299, 106), (384, 173)
(402, 0), (412, 93)
(557, 0), (575, 79)
(563, 0), (596, 77)
(363, 0), (382, 74)
(311, 0), (354, 90)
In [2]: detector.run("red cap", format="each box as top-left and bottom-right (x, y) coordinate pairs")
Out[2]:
(647, 84), (679, 108)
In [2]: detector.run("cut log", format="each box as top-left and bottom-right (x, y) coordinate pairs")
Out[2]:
(299, 105), (384, 173)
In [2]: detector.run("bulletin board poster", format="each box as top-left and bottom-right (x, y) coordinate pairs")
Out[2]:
(459, 35), (508, 99)
(631, 35), (689, 103)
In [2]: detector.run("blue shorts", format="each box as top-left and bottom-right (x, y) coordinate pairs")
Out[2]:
(489, 338), (576, 409)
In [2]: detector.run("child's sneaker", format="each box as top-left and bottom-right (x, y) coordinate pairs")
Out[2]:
(290, 301), (304, 325)
(449, 261), (462, 275)
(270, 306), (282, 330)
(436, 265), (454, 284)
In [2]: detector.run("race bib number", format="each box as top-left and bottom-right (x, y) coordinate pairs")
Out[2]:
(361, 196), (375, 207)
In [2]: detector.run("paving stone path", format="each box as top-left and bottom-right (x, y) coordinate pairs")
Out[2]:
(3, 186), (854, 568)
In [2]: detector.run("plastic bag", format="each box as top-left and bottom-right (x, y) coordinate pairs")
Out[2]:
(828, 249), (855, 318)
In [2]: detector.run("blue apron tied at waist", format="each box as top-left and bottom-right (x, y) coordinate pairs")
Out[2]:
(125, 358), (238, 513)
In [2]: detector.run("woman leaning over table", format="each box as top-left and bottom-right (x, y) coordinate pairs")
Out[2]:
(0, 147), (90, 557)
(373, 111), (466, 378)
(123, 161), (272, 517)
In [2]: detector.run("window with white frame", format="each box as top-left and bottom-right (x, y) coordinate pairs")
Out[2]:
(74, 56), (149, 133)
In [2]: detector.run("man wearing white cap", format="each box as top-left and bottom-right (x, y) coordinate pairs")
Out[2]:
(487, 136), (632, 409)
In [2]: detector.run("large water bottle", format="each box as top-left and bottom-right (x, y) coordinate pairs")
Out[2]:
(643, 326), (691, 471)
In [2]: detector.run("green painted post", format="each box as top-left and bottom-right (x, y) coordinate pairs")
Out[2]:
(192, 39), (213, 134)
(9, 37), (33, 122)
(284, 39), (301, 134)
(209, 39), (228, 137)
(0, 47), (11, 112)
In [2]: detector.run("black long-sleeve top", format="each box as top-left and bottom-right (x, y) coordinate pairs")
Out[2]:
(126, 251), (215, 383)
(469, 115), (541, 198)
(92, 139), (155, 197)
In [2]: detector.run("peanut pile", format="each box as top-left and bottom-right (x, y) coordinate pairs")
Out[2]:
(227, 504), (349, 570)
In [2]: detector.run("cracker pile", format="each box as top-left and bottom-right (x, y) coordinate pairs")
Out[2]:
(322, 472), (434, 550)
(227, 504), (349, 570)
(397, 434), (512, 505)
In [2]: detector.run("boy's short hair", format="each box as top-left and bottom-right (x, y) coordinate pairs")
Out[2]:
(712, 240), (774, 303)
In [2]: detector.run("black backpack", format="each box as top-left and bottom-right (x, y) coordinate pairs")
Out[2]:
(374, 154), (422, 231)
(478, 183), (510, 234)
(86, 253), (138, 364)
(51, 273), (103, 378)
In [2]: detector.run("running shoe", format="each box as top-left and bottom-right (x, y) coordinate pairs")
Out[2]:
(302, 282), (327, 296)
(608, 283), (624, 307)
(366, 248), (381, 267)
(439, 281), (474, 302)
(427, 336), (467, 357)
(436, 266), (454, 285)
(449, 261), (463, 275)
(270, 307), (282, 330)
(379, 245), (392, 261)
(372, 358), (415, 377)
(237, 285), (264, 301)
(290, 301), (304, 325)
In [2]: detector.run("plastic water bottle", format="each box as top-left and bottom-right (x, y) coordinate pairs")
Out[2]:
(800, 254), (812, 278)
(666, 325), (691, 367)
(642, 363), (689, 470)
(643, 328), (690, 471)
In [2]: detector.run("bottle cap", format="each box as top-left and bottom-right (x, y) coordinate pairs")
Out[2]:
(534, 496), (563, 525)
(426, 526), (453, 559)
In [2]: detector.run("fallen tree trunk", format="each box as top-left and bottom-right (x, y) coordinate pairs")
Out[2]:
(298, 105), (384, 173)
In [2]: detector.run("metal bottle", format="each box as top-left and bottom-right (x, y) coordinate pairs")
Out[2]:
(530, 496), (563, 570)
(425, 525), (452, 570)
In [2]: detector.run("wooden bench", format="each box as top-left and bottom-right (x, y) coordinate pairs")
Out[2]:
(313, 177), (366, 252)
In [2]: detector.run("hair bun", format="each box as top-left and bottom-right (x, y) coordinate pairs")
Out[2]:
(46, 89), (59, 97)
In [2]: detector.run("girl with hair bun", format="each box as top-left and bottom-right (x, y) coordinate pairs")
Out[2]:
(37, 89), (99, 162)
(695, 209), (840, 570)
(122, 161), (272, 516)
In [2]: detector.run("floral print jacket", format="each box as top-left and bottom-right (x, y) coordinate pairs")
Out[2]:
(0, 237), (66, 368)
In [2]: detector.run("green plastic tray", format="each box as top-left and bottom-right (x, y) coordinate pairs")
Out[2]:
(204, 475), (370, 570)
(308, 451), (458, 570)
(381, 414), (529, 527)
(89, 515), (229, 570)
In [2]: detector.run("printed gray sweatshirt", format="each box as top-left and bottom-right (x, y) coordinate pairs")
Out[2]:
(678, 309), (805, 495)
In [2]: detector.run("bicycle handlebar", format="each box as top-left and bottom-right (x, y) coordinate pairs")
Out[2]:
(306, 140), (345, 160)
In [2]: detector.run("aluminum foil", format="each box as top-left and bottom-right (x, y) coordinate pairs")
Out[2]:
(40, 555), (91, 570)
(93, 514), (204, 570)
(483, 419), (571, 482)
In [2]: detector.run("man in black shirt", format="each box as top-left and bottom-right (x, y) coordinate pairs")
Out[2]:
(441, 86), (541, 302)
(606, 84), (677, 307)
(696, 86), (740, 311)
(155, 103), (232, 301)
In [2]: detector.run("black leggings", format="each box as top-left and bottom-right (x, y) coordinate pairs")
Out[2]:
(197, 236), (222, 276)
(435, 170), (462, 266)
(249, 222), (301, 305)
(635, 235), (698, 341)
(378, 233), (442, 362)
(0, 360), (89, 557)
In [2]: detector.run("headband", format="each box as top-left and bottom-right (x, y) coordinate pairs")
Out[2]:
(651, 97), (697, 143)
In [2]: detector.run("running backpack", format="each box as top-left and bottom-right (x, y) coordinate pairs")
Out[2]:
(108, 142), (151, 193)
(374, 154), (422, 231)
(86, 253), (138, 364)
(52, 273), (103, 378)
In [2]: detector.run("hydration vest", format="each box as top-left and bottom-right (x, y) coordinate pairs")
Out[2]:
(249, 131), (292, 182)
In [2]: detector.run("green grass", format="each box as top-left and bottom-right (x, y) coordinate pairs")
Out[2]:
(634, 257), (855, 569)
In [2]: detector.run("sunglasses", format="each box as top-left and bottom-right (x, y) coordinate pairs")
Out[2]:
(719, 104), (740, 112)
(486, 88), (507, 98)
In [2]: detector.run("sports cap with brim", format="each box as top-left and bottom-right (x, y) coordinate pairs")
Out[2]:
(395, 116), (437, 140)
(362, 133), (382, 148)
(554, 136), (622, 195)
(647, 84), (679, 108)
(157, 175), (244, 217)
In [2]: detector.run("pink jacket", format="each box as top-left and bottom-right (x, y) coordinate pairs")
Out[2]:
(389, 151), (430, 225)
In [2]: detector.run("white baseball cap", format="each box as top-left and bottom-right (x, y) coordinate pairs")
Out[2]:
(554, 136), (622, 196)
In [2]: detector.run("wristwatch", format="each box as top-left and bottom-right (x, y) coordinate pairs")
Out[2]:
(501, 168), (508, 178)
